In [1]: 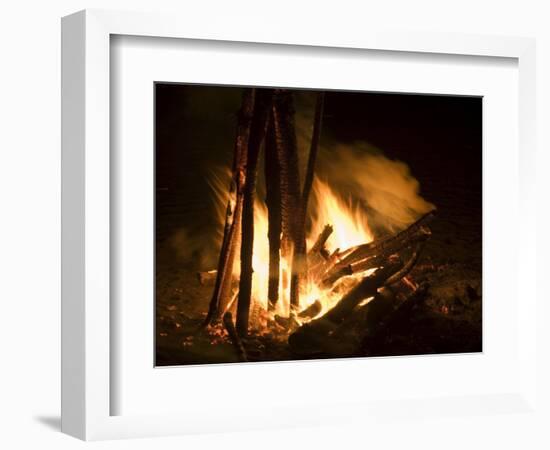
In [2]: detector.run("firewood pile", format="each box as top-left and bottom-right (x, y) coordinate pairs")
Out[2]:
(199, 210), (435, 360)
(196, 87), (439, 361)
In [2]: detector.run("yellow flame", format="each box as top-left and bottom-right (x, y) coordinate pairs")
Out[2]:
(209, 172), (375, 325)
(309, 179), (374, 253)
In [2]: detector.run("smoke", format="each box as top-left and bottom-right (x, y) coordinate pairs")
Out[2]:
(168, 228), (215, 269)
(318, 142), (434, 232)
(294, 92), (435, 234)
(168, 167), (231, 269)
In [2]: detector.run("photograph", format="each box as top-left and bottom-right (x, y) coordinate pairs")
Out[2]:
(154, 84), (482, 366)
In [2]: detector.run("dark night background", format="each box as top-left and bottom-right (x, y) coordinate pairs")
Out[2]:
(155, 84), (482, 365)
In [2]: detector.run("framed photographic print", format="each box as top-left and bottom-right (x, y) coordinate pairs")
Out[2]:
(62, 9), (538, 441)
(154, 84), (480, 367)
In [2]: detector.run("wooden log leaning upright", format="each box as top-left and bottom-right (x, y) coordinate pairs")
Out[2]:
(236, 90), (274, 336)
(298, 92), (325, 288)
(202, 89), (255, 327)
(301, 92), (325, 217)
(265, 115), (282, 312)
(271, 90), (303, 313)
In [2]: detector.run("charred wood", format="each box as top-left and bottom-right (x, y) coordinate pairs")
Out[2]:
(288, 262), (403, 355)
(265, 115), (282, 311)
(384, 242), (425, 286)
(306, 224), (334, 283)
(203, 89), (255, 326)
(297, 300), (322, 320)
(309, 224), (333, 257)
(322, 224), (432, 287)
(297, 93), (325, 302)
(301, 92), (325, 211)
(236, 89), (274, 336)
(320, 253), (394, 288)
(322, 261), (403, 324)
(337, 210), (435, 268)
(309, 245), (340, 285)
(272, 89), (303, 311)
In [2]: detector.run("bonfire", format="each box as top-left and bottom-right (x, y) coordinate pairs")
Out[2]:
(196, 88), (437, 360)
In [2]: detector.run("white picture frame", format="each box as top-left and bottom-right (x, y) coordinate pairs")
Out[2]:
(61, 9), (537, 441)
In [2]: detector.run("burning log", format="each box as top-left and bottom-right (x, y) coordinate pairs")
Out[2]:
(298, 92), (325, 298)
(203, 89), (255, 326)
(309, 247), (342, 285)
(308, 224), (333, 259)
(298, 300), (322, 320)
(272, 90), (304, 312)
(236, 89), (274, 336)
(320, 253), (393, 288)
(301, 92), (325, 212)
(337, 210), (435, 268)
(321, 229), (430, 288)
(299, 93), (325, 264)
(320, 213), (434, 288)
(288, 262), (403, 355)
(265, 115), (282, 311)
(321, 261), (403, 324)
(274, 300), (322, 331)
(223, 312), (248, 362)
(306, 224), (333, 283)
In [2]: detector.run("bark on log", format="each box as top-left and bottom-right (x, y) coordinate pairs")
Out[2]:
(294, 93), (325, 305)
(321, 229), (430, 288)
(336, 210), (435, 268)
(320, 253), (393, 288)
(272, 90), (303, 312)
(203, 89), (255, 326)
(264, 114), (282, 311)
(321, 213), (434, 287)
(309, 224), (333, 258)
(236, 89), (274, 336)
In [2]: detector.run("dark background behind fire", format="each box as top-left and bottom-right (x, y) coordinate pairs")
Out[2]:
(155, 84), (482, 365)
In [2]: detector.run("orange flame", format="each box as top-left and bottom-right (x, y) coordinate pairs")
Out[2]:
(210, 173), (375, 324)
